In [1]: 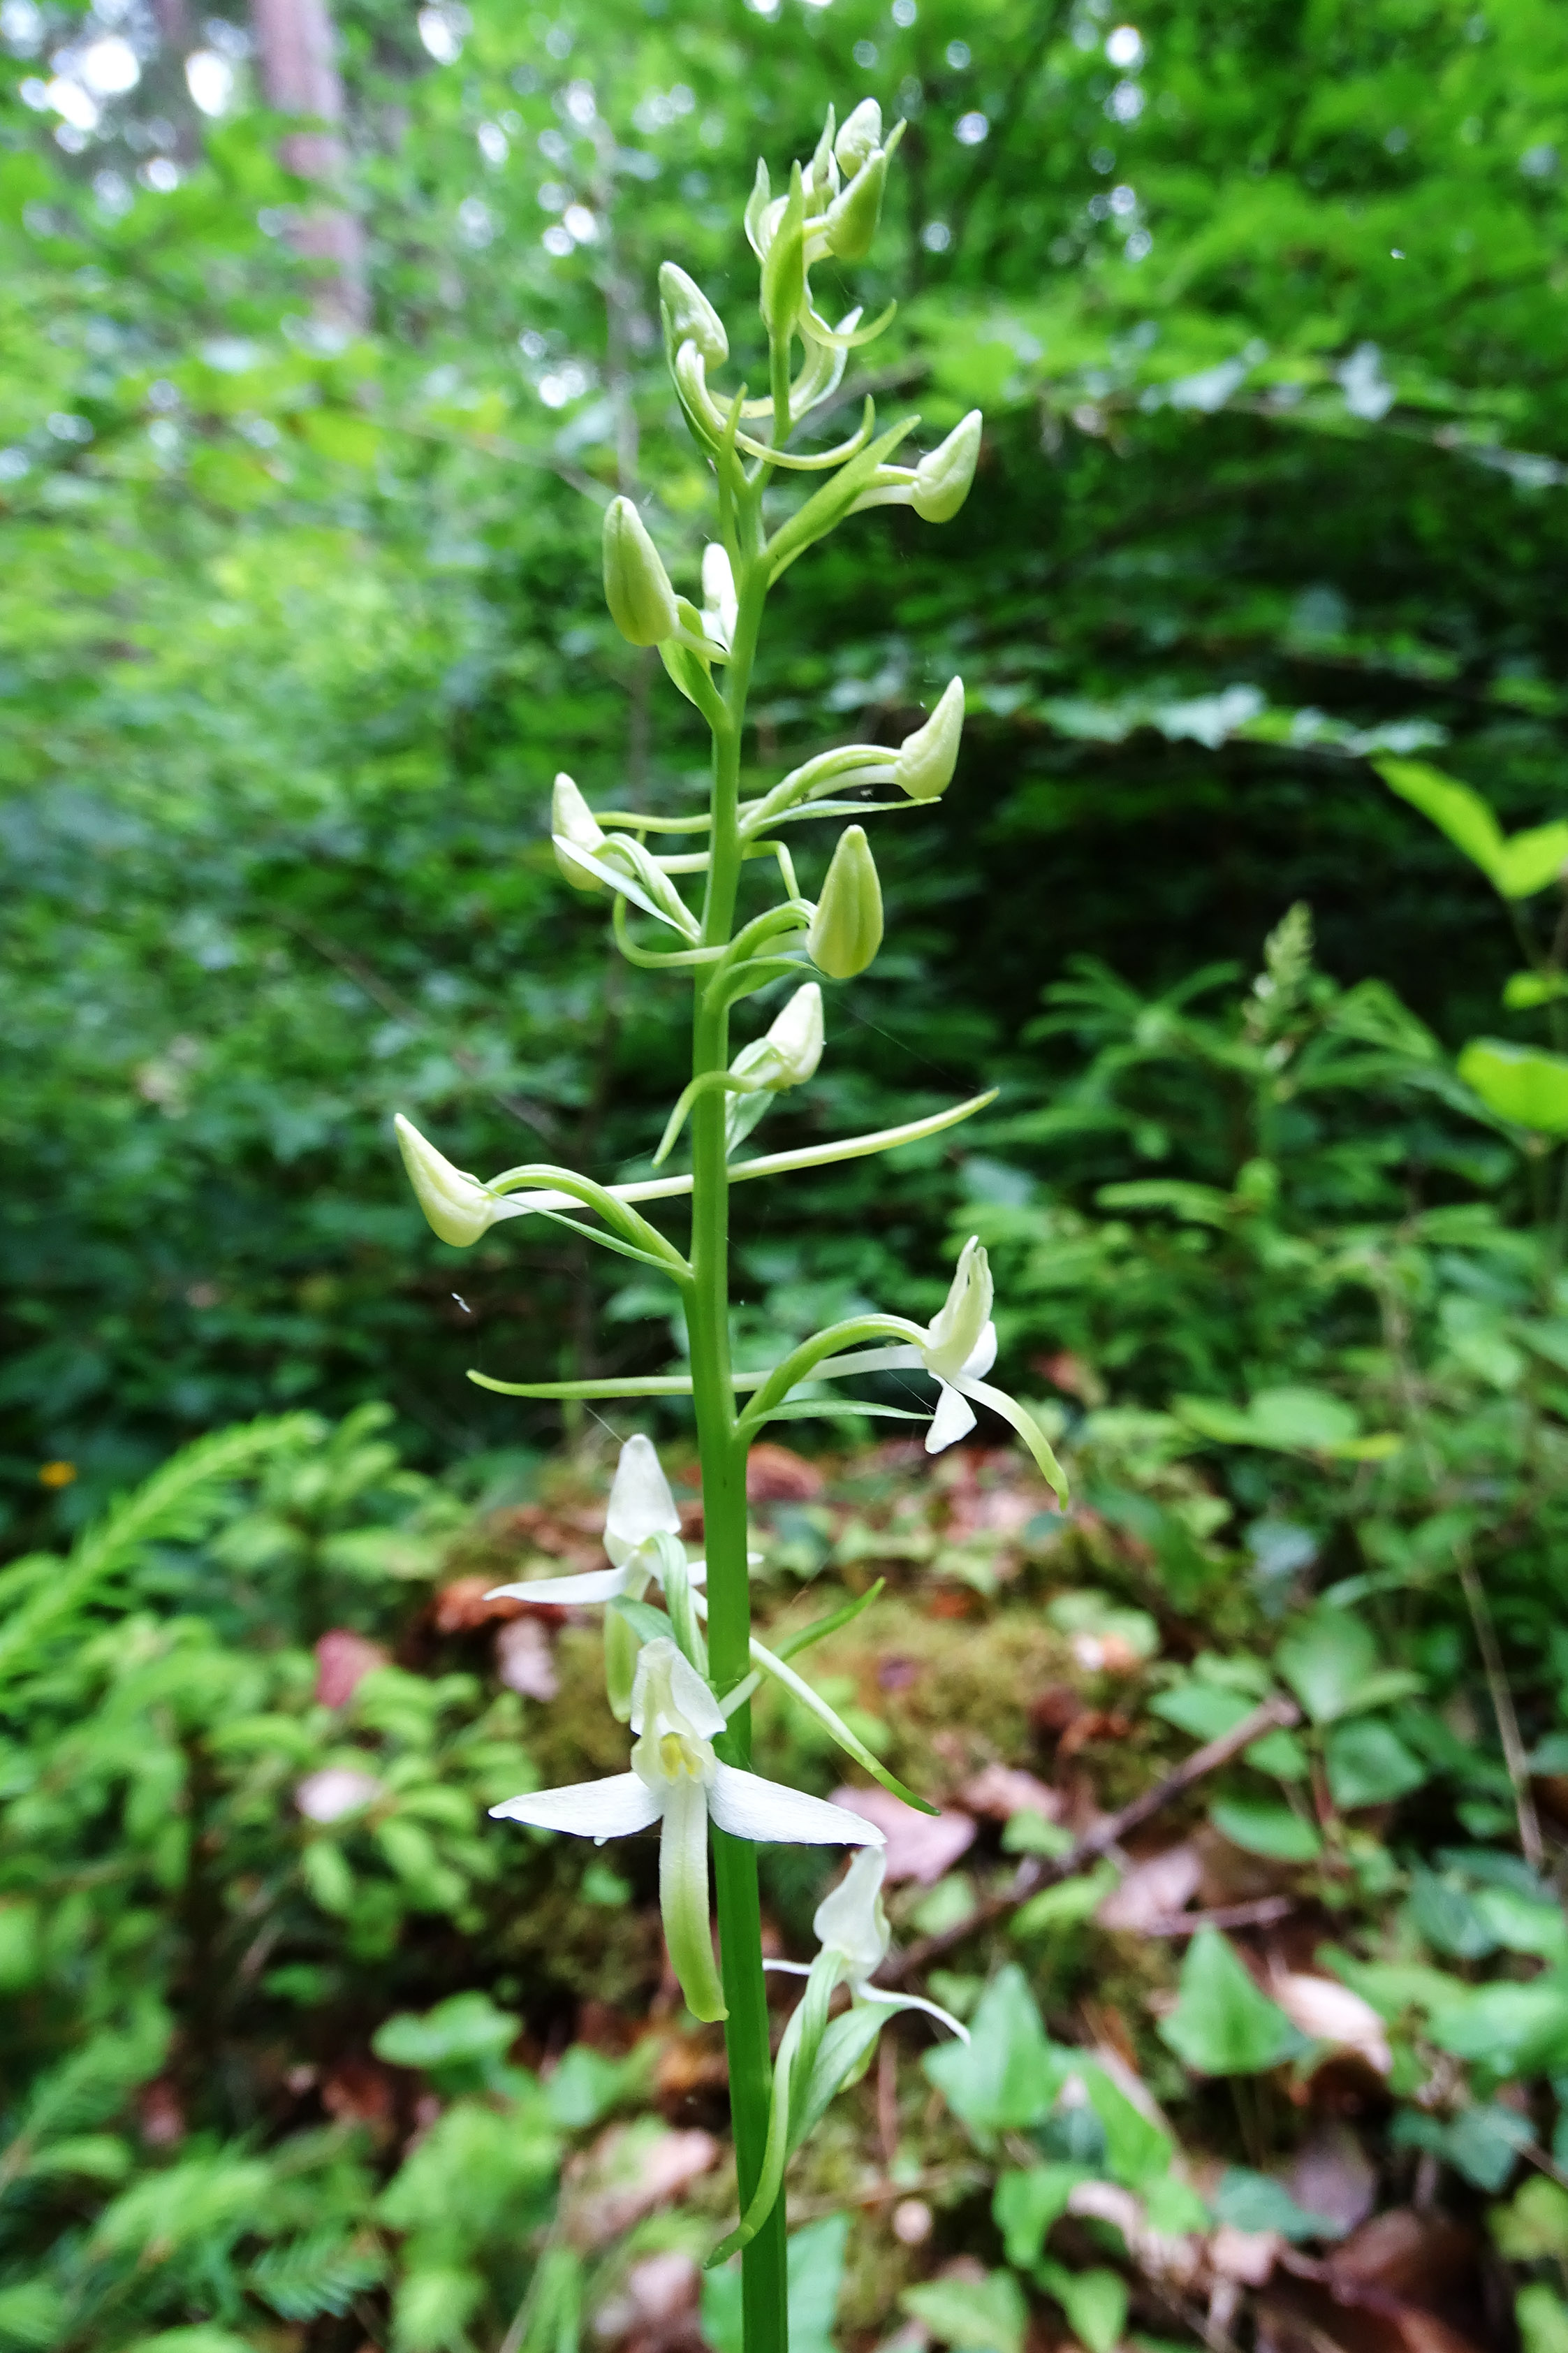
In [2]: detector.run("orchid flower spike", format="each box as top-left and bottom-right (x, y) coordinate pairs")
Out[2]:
(485, 1434), (695, 1721)
(491, 1637), (883, 2022)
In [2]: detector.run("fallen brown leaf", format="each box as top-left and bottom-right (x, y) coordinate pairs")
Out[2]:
(745, 1443), (823, 1501)
(1095, 1841), (1202, 1932)
(828, 1786), (977, 1884)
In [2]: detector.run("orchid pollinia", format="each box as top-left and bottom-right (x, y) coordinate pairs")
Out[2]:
(393, 98), (1064, 2353)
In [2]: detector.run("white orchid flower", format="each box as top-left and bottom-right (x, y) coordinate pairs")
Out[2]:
(790, 1236), (1068, 1501)
(491, 1637), (882, 2023)
(488, 1434), (692, 1612)
(918, 1233), (1001, 1452)
(770, 1849), (969, 2039)
(486, 1434), (698, 1721)
(712, 1848), (965, 2264)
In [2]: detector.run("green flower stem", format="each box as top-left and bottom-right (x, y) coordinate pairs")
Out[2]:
(685, 494), (790, 2353)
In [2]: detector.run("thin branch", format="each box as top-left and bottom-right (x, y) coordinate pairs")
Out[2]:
(877, 1693), (1301, 1984)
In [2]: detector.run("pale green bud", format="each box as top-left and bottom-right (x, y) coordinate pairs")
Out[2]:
(893, 677), (965, 801)
(911, 409), (982, 523)
(808, 826), (883, 979)
(835, 99), (884, 177)
(823, 147), (888, 263)
(658, 261), (728, 367)
(394, 1113), (498, 1248)
(701, 543), (737, 650)
(602, 495), (679, 646)
(552, 771), (607, 892)
(732, 982), (825, 1091)
(760, 162), (807, 344)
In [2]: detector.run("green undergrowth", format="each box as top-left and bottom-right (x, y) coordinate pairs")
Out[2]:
(7, 1304), (1568, 2351)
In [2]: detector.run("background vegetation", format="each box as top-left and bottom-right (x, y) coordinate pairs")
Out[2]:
(8, 1), (1568, 2350)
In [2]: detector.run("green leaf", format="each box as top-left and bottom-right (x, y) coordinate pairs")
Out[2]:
(1011, 1863), (1120, 1939)
(1148, 1684), (1253, 1741)
(704, 2217), (849, 2353)
(0, 2282), (68, 2351)
(1210, 1797), (1323, 1862)
(1497, 824), (1568, 898)
(1393, 2101), (1532, 2192)
(1275, 1607), (1395, 1725)
(373, 1992), (520, 2088)
(1374, 759), (1507, 887)
(924, 1964), (1069, 2133)
(1034, 2261), (1128, 2353)
(1157, 1929), (1307, 2076)
(1324, 1717), (1428, 1808)
(1458, 1039), (1568, 1136)
(1080, 2067), (1175, 2190)
(1212, 2167), (1342, 2241)
(993, 2164), (1090, 2268)
(608, 1594), (672, 1647)
(1173, 1385), (1368, 1457)
(1518, 2286), (1568, 2353)
(786, 2216), (850, 2353)
(1474, 1886), (1568, 1962)
(903, 2269), (1028, 2353)
(1493, 2176), (1568, 2261)
(1428, 1976), (1568, 2078)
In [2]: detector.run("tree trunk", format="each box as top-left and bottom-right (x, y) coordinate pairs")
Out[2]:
(249, 0), (367, 327)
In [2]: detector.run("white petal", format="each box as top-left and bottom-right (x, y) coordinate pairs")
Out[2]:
(605, 1434), (682, 1570)
(813, 1848), (891, 1978)
(922, 1237), (994, 1380)
(959, 1321), (997, 1382)
(485, 1568), (629, 1606)
(708, 1763), (886, 1847)
(660, 1777), (728, 2020)
(925, 1381), (977, 1454)
(490, 1772), (661, 1842)
(629, 1636), (727, 1740)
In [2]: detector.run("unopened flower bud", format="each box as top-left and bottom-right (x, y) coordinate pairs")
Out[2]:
(824, 147), (889, 263)
(552, 772), (606, 891)
(602, 496), (679, 646)
(835, 98), (884, 177)
(658, 261), (728, 367)
(395, 1114), (497, 1248)
(701, 543), (737, 650)
(911, 409), (981, 523)
(893, 678), (965, 801)
(760, 163), (806, 344)
(733, 982), (825, 1092)
(763, 982), (825, 1083)
(808, 826), (883, 979)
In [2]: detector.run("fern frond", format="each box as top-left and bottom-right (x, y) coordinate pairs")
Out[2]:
(0, 1415), (319, 1689)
